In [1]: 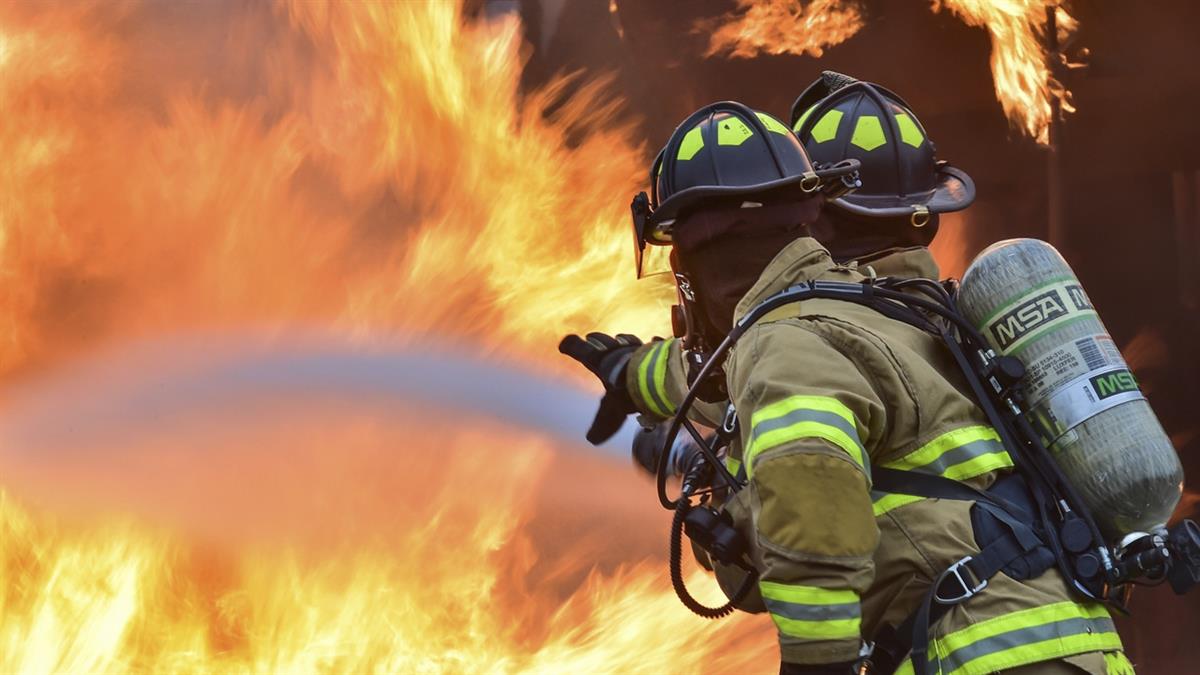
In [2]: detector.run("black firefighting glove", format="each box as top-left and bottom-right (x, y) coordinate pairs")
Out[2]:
(558, 332), (643, 445)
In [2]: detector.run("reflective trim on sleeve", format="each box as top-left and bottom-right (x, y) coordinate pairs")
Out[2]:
(1104, 651), (1136, 675)
(884, 426), (1013, 479)
(725, 455), (742, 478)
(895, 602), (1123, 675)
(871, 426), (1014, 516)
(759, 581), (861, 641)
(872, 491), (923, 517)
(635, 340), (674, 418)
(745, 395), (867, 479)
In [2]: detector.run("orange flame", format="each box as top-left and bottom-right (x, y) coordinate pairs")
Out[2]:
(0, 406), (771, 671)
(701, 0), (1078, 145)
(934, 1), (1077, 144)
(700, 0), (865, 59)
(0, 0), (672, 379)
(0, 0), (774, 670)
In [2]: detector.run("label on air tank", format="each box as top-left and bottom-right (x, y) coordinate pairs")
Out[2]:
(1021, 332), (1125, 404)
(1032, 365), (1146, 442)
(982, 278), (1098, 354)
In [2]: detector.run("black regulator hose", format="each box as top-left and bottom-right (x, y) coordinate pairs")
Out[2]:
(670, 500), (758, 619)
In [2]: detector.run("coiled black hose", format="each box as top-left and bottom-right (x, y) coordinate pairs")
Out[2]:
(669, 500), (757, 619)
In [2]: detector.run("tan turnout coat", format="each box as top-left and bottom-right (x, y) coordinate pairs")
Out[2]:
(626, 237), (1129, 674)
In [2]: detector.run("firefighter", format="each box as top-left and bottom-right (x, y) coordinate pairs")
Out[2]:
(560, 92), (1134, 674)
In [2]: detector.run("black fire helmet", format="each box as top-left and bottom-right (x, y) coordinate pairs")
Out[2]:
(629, 101), (859, 277)
(790, 71), (974, 226)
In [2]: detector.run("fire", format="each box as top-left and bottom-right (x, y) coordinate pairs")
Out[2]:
(0, 0), (672, 378)
(701, 0), (1078, 144)
(934, 1), (1078, 144)
(700, 0), (865, 59)
(0, 407), (770, 672)
(0, 0), (775, 670)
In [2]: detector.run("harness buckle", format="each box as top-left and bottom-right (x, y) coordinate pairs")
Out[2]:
(722, 404), (738, 435)
(935, 556), (988, 604)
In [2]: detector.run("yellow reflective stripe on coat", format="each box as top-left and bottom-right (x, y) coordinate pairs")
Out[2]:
(885, 426), (1012, 479)
(745, 395), (868, 479)
(1104, 651), (1135, 675)
(725, 455), (742, 478)
(759, 581), (861, 641)
(871, 426), (1013, 516)
(871, 492), (922, 517)
(894, 602), (1122, 675)
(635, 340), (675, 418)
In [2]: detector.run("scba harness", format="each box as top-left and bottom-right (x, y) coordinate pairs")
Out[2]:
(652, 276), (1200, 675)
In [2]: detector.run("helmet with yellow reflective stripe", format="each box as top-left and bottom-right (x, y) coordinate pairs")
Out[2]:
(789, 71), (974, 223)
(630, 101), (859, 277)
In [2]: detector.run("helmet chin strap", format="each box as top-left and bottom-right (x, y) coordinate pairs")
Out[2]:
(667, 252), (732, 404)
(668, 249), (714, 353)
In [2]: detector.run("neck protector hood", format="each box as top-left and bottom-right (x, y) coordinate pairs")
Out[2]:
(674, 199), (820, 338)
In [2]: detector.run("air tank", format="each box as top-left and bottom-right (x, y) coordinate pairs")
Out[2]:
(957, 239), (1184, 542)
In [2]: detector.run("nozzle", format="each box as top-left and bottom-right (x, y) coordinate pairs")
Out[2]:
(631, 422), (714, 480)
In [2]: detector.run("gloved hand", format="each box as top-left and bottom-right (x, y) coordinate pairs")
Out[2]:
(558, 332), (644, 444)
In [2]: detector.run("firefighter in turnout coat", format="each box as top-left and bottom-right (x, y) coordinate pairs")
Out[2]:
(559, 92), (1134, 675)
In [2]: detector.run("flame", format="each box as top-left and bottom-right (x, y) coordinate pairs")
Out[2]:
(0, 0), (672, 378)
(701, 0), (1078, 144)
(0, 0), (776, 670)
(0, 409), (771, 672)
(700, 0), (865, 59)
(934, 1), (1077, 144)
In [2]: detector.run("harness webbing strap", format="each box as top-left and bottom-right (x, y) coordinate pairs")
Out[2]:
(868, 468), (1050, 675)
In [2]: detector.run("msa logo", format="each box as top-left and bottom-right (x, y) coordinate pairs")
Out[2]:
(1065, 284), (1093, 311)
(990, 290), (1069, 350)
(1090, 369), (1138, 400)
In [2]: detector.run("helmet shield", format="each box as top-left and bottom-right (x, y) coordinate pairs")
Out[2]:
(629, 187), (675, 278)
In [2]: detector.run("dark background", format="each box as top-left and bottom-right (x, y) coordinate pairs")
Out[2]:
(508, 0), (1200, 670)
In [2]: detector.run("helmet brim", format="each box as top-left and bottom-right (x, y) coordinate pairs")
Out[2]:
(645, 160), (860, 242)
(831, 164), (975, 218)
(648, 172), (818, 229)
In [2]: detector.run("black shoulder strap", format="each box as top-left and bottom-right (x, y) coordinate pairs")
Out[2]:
(869, 467), (1051, 675)
(872, 466), (985, 502)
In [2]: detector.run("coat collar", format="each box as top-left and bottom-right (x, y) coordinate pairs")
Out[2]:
(734, 239), (942, 321)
